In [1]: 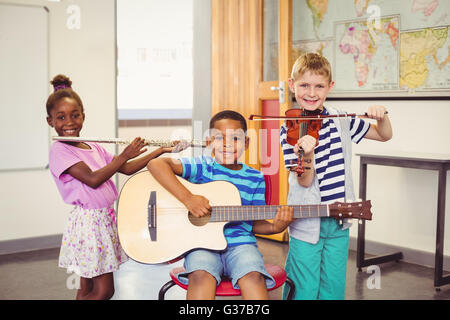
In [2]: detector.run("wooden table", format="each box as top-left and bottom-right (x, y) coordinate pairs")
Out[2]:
(356, 153), (450, 290)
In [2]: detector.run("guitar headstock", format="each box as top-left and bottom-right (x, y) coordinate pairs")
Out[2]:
(329, 200), (372, 221)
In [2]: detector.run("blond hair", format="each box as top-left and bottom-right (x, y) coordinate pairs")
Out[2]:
(291, 53), (332, 83)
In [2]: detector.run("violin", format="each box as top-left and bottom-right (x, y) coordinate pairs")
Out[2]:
(285, 108), (322, 176)
(248, 109), (388, 176)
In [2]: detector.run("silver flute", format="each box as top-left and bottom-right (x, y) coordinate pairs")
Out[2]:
(52, 136), (206, 148)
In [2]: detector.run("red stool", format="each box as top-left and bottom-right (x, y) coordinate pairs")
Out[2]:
(158, 175), (295, 300)
(158, 263), (295, 300)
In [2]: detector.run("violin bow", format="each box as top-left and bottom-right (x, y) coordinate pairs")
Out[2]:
(248, 111), (388, 121)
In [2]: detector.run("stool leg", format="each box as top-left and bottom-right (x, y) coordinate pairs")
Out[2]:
(158, 280), (176, 300)
(285, 277), (296, 300)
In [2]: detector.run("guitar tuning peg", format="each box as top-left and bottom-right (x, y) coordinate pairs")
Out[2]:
(337, 212), (343, 226)
(358, 219), (363, 225)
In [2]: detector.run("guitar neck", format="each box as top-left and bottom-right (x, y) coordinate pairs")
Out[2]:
(209, 204), (329, 222)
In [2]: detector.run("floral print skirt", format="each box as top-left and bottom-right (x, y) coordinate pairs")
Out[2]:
(58, 206), (128, 278)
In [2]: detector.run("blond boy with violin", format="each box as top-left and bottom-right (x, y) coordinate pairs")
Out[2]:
(279, 53), (392, 300)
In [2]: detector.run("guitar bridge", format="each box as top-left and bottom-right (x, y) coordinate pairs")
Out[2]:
(148, 191), (157, 241)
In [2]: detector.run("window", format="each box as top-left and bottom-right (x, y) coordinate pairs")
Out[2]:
(117, 0), (193, 120)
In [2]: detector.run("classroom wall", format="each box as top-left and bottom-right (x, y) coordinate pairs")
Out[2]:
(0, 0), (116, 245)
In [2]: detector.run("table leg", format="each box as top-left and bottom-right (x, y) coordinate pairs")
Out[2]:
(435, 167), (450, 289)
(357, 162), (367, 271)
(356, 160), (403, 271)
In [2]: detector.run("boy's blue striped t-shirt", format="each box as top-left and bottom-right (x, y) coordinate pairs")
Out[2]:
(280, 107), (370, 204)
(180, 156), (266, 246)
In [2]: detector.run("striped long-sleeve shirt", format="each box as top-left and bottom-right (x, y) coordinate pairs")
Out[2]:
(181, 155), (266, 246)
(280, 107), (370, 204)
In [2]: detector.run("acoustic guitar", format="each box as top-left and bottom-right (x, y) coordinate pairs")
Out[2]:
(117, 171), (372, 264)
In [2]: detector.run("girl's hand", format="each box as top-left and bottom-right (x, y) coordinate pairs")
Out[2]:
(366, 105), (387, 121)
(120, 137), (148, 160)
(272, 206), (294, 233)
(182, 194), (212, 218)
(294, 135), (316, 157)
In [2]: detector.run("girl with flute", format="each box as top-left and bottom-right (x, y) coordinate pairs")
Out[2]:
(46, 74), (187, 300)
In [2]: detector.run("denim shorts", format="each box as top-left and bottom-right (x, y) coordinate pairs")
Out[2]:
(177, 244), (275, 290)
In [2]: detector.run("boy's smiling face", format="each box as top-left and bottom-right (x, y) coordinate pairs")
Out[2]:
(289, 71), (334, 112)
(208, 119), (248, 169)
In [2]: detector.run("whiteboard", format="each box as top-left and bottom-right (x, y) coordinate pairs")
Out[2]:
(0, 4), (49, 171)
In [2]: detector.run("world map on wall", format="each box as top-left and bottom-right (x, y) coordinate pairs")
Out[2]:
(291, 0), (450, 97)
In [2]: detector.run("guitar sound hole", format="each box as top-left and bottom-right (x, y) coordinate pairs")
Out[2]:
(188, 212), (211, 226)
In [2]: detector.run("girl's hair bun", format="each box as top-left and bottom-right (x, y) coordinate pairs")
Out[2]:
(50, 74), (72, 92)
(46, 74), (83, 116)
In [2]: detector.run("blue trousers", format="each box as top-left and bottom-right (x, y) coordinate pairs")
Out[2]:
(282, 217), (349, 300)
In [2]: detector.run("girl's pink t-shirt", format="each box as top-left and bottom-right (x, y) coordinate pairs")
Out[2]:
(49, 141), (118, 209)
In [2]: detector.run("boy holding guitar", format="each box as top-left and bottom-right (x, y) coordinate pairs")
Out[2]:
(147, 110), (294, 300)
